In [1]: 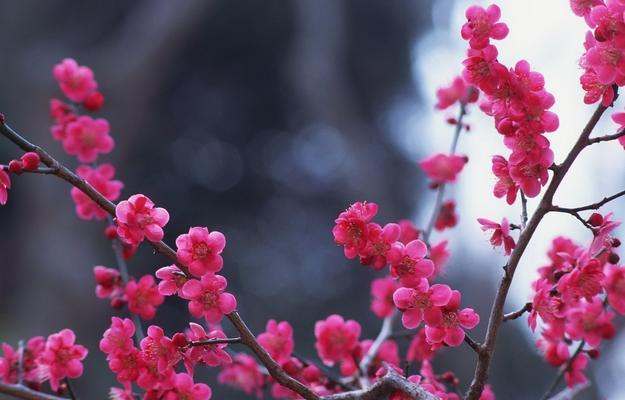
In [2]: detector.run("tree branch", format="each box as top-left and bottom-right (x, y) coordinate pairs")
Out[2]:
(0, 382), (67, 400)
(551, 188), (625, 213)
(321, 366), (439, 400)
(188, 337), (242, 347)
(358, 312), (396, 387)
(0, 119), (320, 400)
(587, 130), (625, 145)
(465, 92), (617, 400)
(503, 302), (532, 322)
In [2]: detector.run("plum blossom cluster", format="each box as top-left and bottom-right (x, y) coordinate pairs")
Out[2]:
(461, 4), (559, 202)
(0, 330), (87, 394)
(332, 200), (481, 398)
(529, 213), (623, 388)
(99, 318), (215, 399)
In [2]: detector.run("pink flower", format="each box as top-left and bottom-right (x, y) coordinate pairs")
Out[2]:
(155, 265), (189, 296)
(570, 0), (604, 26)
(163, 373), (212, 400)
(387, 240), (435, 286)
(52, 58), (97, 102)
(71, 164), (123, 220)
(478, 217), (516, 255)
(536, 324), (569, 367)
(94, 266), (123, 299)
(612, 111), (625, 148)
(125, 275), (164, 320)
(581, 70), (615, 106)
(430, 240), (450, 278)
(109, 387), (134, 400)
(116, 194), (170, 246)
(434, 200), (458, 231)
(461, 4), (509, 50)
(39, 329), (88, 392)
(565, 353), (589, 388)
(141, 326), (181, 372)
(393, 279), (453, 329)
(584, 37), (625, 85)
(462, 45), (506, 91)
(184, 323), (232, 368)
(435, 76), (478, 110)
(176, 227), (226, 277)
(589, 212), (621, 254)
(63, 116), (114, 162)
(491, 156), (518, 204)
(314, 314), (361, 366)
(370, 277), (400, 318)
(529, 279), (565, 332)
(357, 339), (400, 377)
(603, 264), (625, 314)
(508, 150), (553, 198)
(180, 274), (237, 323)
(0, 337), (45, 385)
(557, 258), (604, 305)
(258, 320), (294, 363)
(397, 219), (420, 244)
(333, 201), (378, 259)
(107, 348), (145, 386)
(217, 354), (264, 397)
(100, 317), (135, 356)
(424, 290), (480, 347)
(419, 153), (467, 184)
(0, 170), (10, 206)
(359, 222), (400, 270)
(565, 298), (615, 348)
(406, 329), (440, 363)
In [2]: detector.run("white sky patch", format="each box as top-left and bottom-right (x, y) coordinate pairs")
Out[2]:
(400, 0), (625, 396)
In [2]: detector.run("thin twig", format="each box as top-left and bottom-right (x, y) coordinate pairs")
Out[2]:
(502, 302), (532, 322)
(1, 165), (57, 175)
(540, 341), (585, 400)
(422, 102), (467, 245)
(551, 188), (625, 213)
(463, 334), (482, 354)
(520, 191), (528, 230)
(0, 382), (66, 400)
(17, 340), (24, 386)
(63, 378), (77, 400)
(188, 337), (242, 347)
(107, 216), (145, 344)
(358, 311), (396, 387)
(587, 130), (625, 144)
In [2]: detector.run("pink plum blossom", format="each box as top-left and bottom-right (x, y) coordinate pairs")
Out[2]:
(179, 274), (237, 323)
(176, 226), (226, 277)
(116, 194), (170, 246)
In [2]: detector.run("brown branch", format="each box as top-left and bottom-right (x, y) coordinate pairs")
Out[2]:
(463, 333), (483, 354)
(321, 365), (439, 400)
(587, 130), (625, 144)
(465, 92), (617, 400)
(551, 188), (625, 214)
(503, 302), (532, 322)
(1, 165), (57, 175)
(0, 119), (319, 400)
(188, 337), (242, 347)
(0, 382), (67, 400)
(358, 311), (396, 387)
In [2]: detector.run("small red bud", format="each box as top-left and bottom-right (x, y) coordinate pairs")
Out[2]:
(83, 91), (105, 112)
(20, 152), (40, 171)
(110, 298), (125, 309)
(462, 155), (469, 163)
(446, 117), (458, 125)
(172, 332), (188, 347)
(612, 238), (621, 248)
(7, 160), (23, 174)
(609, 252), (620, 264)
(588, 213), (604, 227)
(104, 225), (118, 240)
(587, 349), (600, 359)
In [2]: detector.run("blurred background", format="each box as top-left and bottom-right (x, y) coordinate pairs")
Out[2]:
(0, 0), (624, 398)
